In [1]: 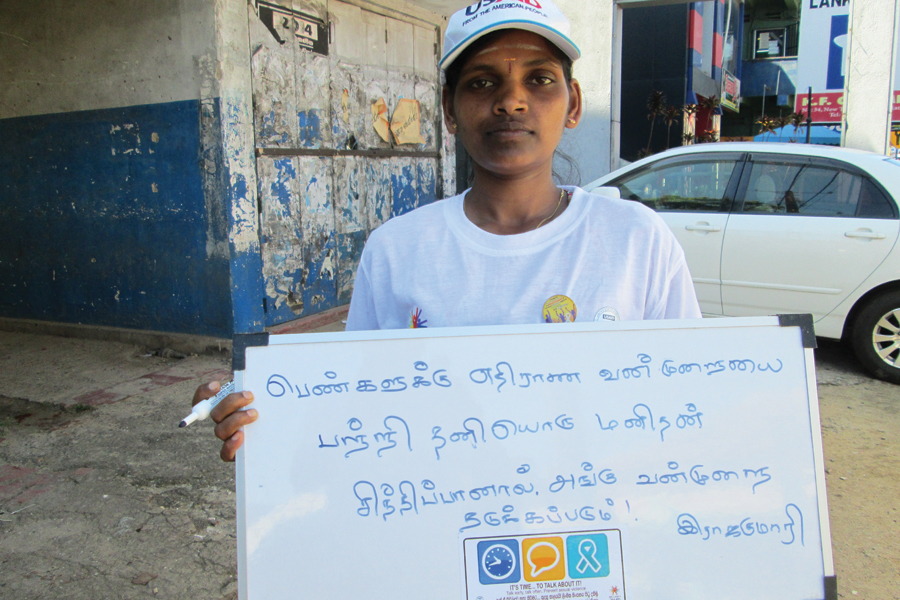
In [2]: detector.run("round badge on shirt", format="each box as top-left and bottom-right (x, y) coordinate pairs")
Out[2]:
(594, 307), (620, 323)
(543, 295), (577, 323)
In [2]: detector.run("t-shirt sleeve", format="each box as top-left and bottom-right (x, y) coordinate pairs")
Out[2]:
(345, 259), (378, 331)
(642, 218), (702, 320)
(660, 256), (702, 319)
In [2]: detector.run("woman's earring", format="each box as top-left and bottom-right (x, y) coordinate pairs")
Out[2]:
(567, 118), (577, 124)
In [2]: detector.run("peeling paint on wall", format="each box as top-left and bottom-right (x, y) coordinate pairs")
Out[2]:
(331, 65), (366, 148)
(251, 0), (450, 327)
(298, 109), (322, 147)
(365, 159), (391, 231)
(390, 158), (418, 217)
(441, 114), (457, 197)
(109, 123), (143, 156)
(334, 157), (365, 233)
(416, 159), (437, 206)
(258, 157), (302, 314)
(415, 80), (438, 148)
(217, 0), (267, 334)
(250, 7), (298, 148)
(299, 156), (337, 317)
(334, 156), (366, 303)
(222, 92), (260, 254)
(297, 49), (332, 148)
(199, 78), (230, 262)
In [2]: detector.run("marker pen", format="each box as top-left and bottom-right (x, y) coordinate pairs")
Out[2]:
(179, 380), (236, 428)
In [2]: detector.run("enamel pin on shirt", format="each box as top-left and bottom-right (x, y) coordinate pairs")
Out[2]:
(543, 295), (577, 323)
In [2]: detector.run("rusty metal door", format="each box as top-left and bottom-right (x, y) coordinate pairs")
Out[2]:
(249, 0), (445, 326)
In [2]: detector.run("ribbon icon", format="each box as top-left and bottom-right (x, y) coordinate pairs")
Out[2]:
(575, 539), (604, 575)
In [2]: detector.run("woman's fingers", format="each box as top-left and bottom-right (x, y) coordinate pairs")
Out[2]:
(213, 407), (258, 441)
(190, 385), (257, 463)
(192, 380), (221, 407)
(212, 397), (258, 462)
(210, 391), (254, 423)
(220, 431), (244, 462)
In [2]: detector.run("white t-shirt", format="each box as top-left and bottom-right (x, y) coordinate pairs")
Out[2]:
(346, 186), (700, 330)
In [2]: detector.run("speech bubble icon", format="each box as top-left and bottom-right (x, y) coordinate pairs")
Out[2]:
(526, 542), (560, 578)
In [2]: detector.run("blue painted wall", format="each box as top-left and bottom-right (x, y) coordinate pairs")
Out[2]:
(0, 99), (235, 337)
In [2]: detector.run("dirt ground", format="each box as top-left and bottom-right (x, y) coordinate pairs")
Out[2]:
(815, 339), (900, 599)
(0, 329), (897, 599)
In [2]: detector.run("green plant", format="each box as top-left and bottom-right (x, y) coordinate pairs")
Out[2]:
(776, 115), (791, 141)
(789, 111), (807, 142)
(756, 114), (777, 140)
(645, 90), (667, 155)
(699, 95), (720, 135)
(663, 106), (681, 150)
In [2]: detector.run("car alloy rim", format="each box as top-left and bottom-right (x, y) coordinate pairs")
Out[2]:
(872, 308), (900, 367)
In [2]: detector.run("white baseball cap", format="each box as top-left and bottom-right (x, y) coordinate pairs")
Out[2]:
(440, 0), (581, 85)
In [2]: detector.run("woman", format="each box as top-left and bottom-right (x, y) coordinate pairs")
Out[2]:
(194, 0), (701, 461)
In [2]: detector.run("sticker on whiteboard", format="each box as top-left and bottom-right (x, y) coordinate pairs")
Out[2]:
(462, 529), (625, 599)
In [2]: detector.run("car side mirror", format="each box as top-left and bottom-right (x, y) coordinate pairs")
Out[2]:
(593, 186), (621, 199)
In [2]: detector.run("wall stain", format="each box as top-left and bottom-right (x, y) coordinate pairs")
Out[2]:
(260, 109), (289, 145)
(298, 109), (322, 147)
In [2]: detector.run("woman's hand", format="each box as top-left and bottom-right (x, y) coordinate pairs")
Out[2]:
(192, 381), (258, 462)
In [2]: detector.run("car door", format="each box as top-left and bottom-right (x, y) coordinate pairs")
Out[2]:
(720, 153), (900, 320)
(605, 152), (745, 315)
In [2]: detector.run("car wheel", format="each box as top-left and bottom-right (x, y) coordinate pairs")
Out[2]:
(851, 291), (900, 384)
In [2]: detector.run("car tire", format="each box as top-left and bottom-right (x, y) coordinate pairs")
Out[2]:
(851, 291), (900, 384)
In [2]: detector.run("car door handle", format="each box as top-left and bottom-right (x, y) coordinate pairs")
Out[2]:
(685, 223), (722, 232)
(845, 229), (886, 240)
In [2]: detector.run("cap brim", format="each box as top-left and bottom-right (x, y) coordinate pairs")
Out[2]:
(439, 19), (581, 73)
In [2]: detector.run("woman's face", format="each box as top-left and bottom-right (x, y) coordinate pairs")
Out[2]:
(442, 30), (581, 180)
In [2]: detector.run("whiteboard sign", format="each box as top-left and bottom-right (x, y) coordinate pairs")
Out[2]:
(235, 318), (833, 600)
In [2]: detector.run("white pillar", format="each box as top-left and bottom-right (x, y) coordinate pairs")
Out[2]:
(843, 0), (900, 154)
(556, 0), (618, 182)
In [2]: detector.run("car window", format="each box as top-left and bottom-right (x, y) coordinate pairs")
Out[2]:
(743, 160), (896, 218)
(608, 156), (738, 212)
(857, 178), (896, 218)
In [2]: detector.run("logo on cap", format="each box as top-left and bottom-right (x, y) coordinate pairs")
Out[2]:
(466, 0), (544, 16)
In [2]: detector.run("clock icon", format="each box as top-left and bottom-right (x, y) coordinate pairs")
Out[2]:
(478, 541), (519, 583)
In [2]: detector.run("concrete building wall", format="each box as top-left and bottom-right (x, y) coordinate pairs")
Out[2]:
(0, 0), (454, 338)
(11, 1), (781, 337)
(558, 0), (617, 182)
(843, 0), (900, 154)
(0, 0), (236, 337)
(0, 0), (216, 117)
